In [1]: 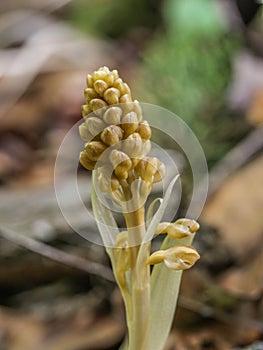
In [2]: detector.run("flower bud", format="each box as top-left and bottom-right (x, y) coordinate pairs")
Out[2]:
(110, 150), (132, 180)
(133, 100), (143, 122)
(94, 80), (108, 96)
(84, 88), (99, 102)
(141, 140), (151, 156)
(121, 111), (138, 135)
(111, 174), (120, 191)
(79, 123), (93, 142)
(86, 74), (93, 87)
(153, 159), (166, 183)
(86, 117), (106, 136)
(120, 93), (132, 104)
(122, 133), (143, 158)
(92, 67), (109, 81)
(103, 106), (122, 125)
(104, 88), (120, 105)
(113, 78), (131, 95)
(110, 150), (132, 169)
(90, 98), (107, 114)
(79, 151), (96, 170)
(135, 157), (158, 182)
(84, 141), (107, 162)
(115, 168), (129, 180)
(104, 71), (115, 86)
(137, 121), (152, 140)
(81, 104), (92, 118)
(101, 125), (123, 146)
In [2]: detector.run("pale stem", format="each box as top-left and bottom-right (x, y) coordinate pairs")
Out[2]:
(123, 206), (151, 350)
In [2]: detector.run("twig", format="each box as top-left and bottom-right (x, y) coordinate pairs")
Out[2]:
(208, 126), (263, 197)
(0, 227), (115, 282)
(179, 295), (263, 332)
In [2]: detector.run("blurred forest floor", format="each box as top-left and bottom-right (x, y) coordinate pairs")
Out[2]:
(0, 0), (263, 349)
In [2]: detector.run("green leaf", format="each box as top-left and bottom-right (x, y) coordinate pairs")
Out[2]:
(164, 0), (225, 37)
(144, 235), (194, 350)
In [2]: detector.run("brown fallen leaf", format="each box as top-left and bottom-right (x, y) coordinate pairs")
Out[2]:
(201, 155), (263, 260)
(247, 90), (263, 126)
(219, 247), (263, 298)
(0, 306), (124, 350)
(0, 306), (45, 350)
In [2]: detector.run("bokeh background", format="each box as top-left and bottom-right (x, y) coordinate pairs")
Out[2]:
(0, 0), (263, 349)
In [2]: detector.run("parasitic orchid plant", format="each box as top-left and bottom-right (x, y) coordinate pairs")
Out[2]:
(79, 66), (200, 350)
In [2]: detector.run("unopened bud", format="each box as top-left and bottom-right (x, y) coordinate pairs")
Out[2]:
(101, 125), (123, 146)
(103, 106), (122, 125)
(84, 141), (107, 162)
(86, 74), (93, 87)
(122, 133), (143, 158)
(84, 88), (99, 102)
(79, 151), (96, 170)
(121, 111), (138, 135)
(120, 93), (132, 104)
(110, 150), (132, 180)
(110, 150), (132, 169)
(90, 98), (107, 114)
(153, 159), (166, 183)
(104, 88), (120, 105)
(111, 69), (119, 81)
(111, 174), (120, 191)
(94, 80), (108, 96)
(141, 140), (151, 156)
(115, 168), (129, 180)
(113, 78), (131, 95)
(81, 104), (92, 118)
(92, 67), (109, 81)
(104, 72), (115, 86)
(135, 157), (158, 182)
(137, 121), (152, 140)
(79, 123), (93, 141)
(133, 100), (143, 122)
(86, 117), (106, 136)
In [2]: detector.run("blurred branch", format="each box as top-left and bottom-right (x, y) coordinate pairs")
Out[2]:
(179, 295), (263, 332)
(208, 126), (263, 196)
(0, 227), (115, 282)
(0, 10), (115, 119)
(44, 0), (74, 13)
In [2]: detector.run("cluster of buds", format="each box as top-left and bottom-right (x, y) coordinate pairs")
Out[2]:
(148, 218), (200, 270)
(79, 66), (165, 199)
